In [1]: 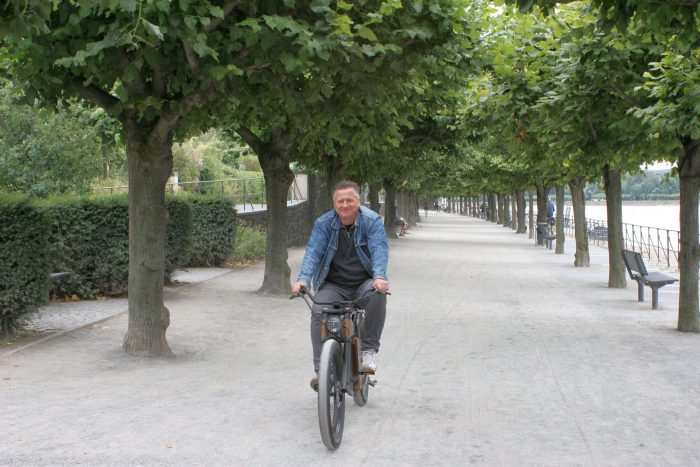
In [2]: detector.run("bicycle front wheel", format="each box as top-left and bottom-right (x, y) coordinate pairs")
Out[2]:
(318, 339), (345, 450)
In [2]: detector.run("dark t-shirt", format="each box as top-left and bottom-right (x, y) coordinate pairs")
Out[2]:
(325, 224), (372, 288)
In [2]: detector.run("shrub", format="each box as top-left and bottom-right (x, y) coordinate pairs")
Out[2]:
(0, 193), (50, 334)
(188, 197), (237, 266)
(229, 225), (266, 261)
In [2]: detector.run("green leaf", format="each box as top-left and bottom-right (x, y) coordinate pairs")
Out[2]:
(143, 20), (164, 41)
(357, 26), (377, 42)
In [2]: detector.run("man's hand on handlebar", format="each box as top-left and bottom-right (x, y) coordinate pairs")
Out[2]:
(373, 278), (389, 294)
(291, 281), (307, 296)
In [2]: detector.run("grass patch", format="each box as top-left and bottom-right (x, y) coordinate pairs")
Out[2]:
(227, 225), (266, 264)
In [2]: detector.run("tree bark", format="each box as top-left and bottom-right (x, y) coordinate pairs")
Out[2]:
(326, 156), (347, 197)
(677, 137), (700, 332)
(383, 180), (397, 239)
(535, 183), (548, 245)
(240, 128), (294, 295)
(603, 166), (626, 287)
(497, 194), (506, 226)
(516, 191), (527, 234)
(502, 194), (511, 227)
(368, 183), (381, 214)
(510, 193), (517, 230)
(490, 193), (498, 223)
(122, 122), (174, 358)
(569, 177), (590, 267)
(102, 143), (110, 179)
(555, 185), (565, 254)
(528, 190), (534, 239)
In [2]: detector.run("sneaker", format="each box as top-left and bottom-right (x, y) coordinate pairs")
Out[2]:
(310, 373), (319, 392)
(361, 350), (377, 373)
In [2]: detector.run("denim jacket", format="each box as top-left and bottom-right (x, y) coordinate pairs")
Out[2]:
(297, 205), (389, 291)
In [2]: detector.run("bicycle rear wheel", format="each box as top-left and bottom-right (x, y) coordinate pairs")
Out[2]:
(318, 339), (345, 450)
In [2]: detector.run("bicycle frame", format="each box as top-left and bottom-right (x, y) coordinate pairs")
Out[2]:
(319, 307), (364, 396)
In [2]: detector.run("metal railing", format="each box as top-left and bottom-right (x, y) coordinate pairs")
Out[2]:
(551, 215), (680, 270)
(91, 177), (303, 212)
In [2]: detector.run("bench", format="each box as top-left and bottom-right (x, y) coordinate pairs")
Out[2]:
(49, 272), (72, 282)
(536, 222), (556, 250)
(621, 249), (677, 310)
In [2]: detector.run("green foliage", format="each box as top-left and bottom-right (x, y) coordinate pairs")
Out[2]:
(44, 195), (194, 297)
(0, 86), (104, 197)
(229, 225), (266, 262)
(165, 197), (192, 280)
(43, 195), (130, 297)
(188, 197), (237, 267)
(0, 193), (50, 334)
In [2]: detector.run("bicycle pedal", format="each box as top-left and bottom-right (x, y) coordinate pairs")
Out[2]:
(369, 379), (377, 387)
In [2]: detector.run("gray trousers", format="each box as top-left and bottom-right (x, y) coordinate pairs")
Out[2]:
(310, 279), (387, 372)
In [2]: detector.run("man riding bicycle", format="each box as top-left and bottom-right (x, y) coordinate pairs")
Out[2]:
(292, 180), (390, 391)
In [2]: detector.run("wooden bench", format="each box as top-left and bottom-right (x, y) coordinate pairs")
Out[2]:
(621, 249), (677, 310)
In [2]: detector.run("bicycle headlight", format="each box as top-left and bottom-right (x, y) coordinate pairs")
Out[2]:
(326, 316), (342, 334)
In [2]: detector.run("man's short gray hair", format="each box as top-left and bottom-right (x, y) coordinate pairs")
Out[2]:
(332, 180), (361, 199)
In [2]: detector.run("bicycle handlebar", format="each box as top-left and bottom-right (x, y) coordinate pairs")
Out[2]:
(290, 287), (388, 310)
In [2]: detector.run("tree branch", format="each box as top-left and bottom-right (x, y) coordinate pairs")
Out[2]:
(606, 83), (643, 106)
(68, 81), (122, 117)
(203, 0), (240, 33)
(151, 83), (219, 145)
(237, 126), (266, 155)
(182, 39), (200, 73)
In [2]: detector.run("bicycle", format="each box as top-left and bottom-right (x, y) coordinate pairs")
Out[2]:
(291, 287), (382, 450)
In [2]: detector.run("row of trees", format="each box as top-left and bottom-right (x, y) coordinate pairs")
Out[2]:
(2, 0), (698, 356)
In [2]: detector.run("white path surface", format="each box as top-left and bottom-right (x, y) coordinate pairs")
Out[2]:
(2, 214), (699, 466)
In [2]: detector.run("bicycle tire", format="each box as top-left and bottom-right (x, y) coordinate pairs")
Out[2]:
(352, 313), (369, 406)
(353, 374), (370, 406)
(318, 339), (345, 450)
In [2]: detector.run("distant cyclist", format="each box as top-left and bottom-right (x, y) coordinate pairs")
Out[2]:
(292, 181), (389, 391)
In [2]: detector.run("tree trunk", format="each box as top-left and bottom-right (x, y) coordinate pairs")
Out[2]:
(677, 138), (700, 332)
(383, 180), (397, 239)
(240, 128), (294, 295)
(555, 185), (565, 254)
(510, 193), (517, 230)
(326, 156), (347, 197)
(407, 191), (419, 226)
(569, 177), (590, 267)
(368, 183), (381, 213)
(122, 122), (174, 358)
(102, 143), (110, 179)
(535, 183), (547, 245)
(603, 166), (626, 287)
(497, 194), (506, 226)
(490, 193), (499, 223)
(516, 191), (526, 234)
(528, 190), (534, 239)
(502, 194), (510, 227)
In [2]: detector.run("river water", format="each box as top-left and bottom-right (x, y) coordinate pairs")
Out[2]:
(566, 203), (682, 232)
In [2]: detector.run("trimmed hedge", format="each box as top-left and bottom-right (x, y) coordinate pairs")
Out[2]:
(166, 197), (192, 280)
(45, 195), (194, 297)
(1, 192), (233, 332)
(0, 193), (50, 334)
(188, 197), (237, 266)
(44, 195), (129, 297)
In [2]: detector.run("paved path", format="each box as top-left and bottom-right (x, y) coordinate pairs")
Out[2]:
(2, 214), (699, 466)
(20, 269), (232, 334)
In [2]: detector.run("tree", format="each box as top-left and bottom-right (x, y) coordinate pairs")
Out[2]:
(1, 1), (396, 355)
(0, 84), (103, 196)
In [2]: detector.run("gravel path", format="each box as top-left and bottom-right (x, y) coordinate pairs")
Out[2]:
(2, 214), (698, 466)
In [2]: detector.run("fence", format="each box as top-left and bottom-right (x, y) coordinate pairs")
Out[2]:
(560, 216), (680, 270)
(92, 177), (304, 212)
